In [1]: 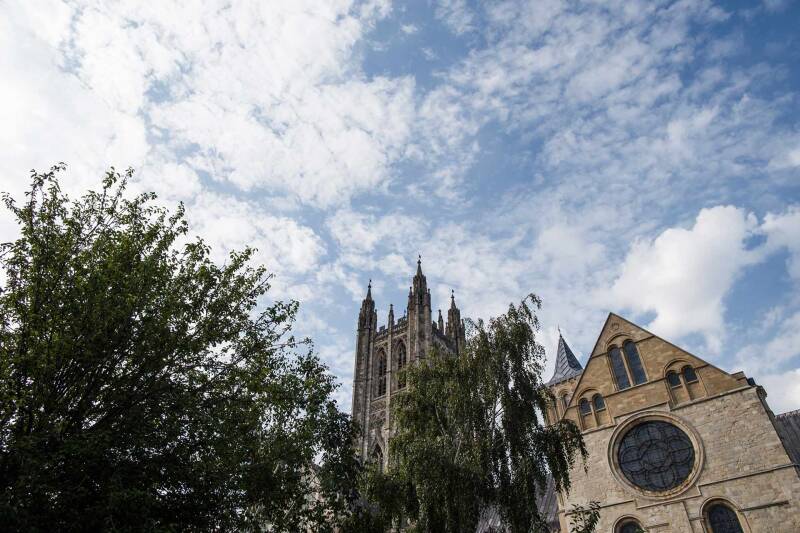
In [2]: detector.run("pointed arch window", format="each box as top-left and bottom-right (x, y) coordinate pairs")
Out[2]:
(706, 502), (743, 533)
(370, 445), (384, 473)
(396, 343), (407, 388)
(376, 351), (387, 396)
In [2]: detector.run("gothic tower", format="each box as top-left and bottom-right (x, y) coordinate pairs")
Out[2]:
(351, 258), (465, 466)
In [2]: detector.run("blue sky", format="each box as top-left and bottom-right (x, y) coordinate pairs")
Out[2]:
(2, 0), (799, 412)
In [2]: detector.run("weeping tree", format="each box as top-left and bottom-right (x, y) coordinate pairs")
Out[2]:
(362, 295), (590, 533)
(0, 165), (359, 531)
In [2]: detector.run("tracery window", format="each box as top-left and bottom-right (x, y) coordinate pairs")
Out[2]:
(371, 445), (384, 473)
(376, 351), (387, 396)
(617, 420), (694, 492)
(396, 343), (407, 388)
(706, 503), (743, 533)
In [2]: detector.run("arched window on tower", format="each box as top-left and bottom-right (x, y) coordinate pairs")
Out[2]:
(396, 343), (407, 388)
(376, 351), (387, 396)
(370, 445), (384, 473)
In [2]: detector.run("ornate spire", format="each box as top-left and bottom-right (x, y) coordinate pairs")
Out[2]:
(547, 332), (583, 385)
(416, 254), (423, 276)
(366, 279), (372, 301)
(450, 289), (456, 309)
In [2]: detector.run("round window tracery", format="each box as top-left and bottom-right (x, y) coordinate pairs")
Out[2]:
(617, 420), (695, 492)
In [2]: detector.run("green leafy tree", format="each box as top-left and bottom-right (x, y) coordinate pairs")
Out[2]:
(0, 165), (359, 532)
(371, 295), (589, 532)
(569, 502), (600, 533)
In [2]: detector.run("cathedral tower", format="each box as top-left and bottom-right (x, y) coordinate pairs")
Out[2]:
(351, 259), (465, 466)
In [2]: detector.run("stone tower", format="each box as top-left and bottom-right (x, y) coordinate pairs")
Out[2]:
(351, 258), (466, 466)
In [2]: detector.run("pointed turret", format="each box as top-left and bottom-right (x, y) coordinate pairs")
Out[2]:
(388, 303), (395, 327)
(437, 309), (444, 331)
(547, 333), (583, 386)
(446, 290), (466, 354)
(446, 290), (459, 338)
(358, 280), (376, 330)
(412, 255), (428, 300)
(407, 256), (432, 362)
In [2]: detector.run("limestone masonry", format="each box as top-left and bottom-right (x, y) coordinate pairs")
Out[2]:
(351, 263), (800, 532)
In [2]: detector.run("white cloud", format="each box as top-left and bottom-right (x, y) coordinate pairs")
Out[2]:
(737, 311), (800, 373)
(762, 207), (800, 280)
(757, 368), (800, 415)
(2, 0), (419, 211)
(435, 0), (476, 35)
(609, 206), (761, 352)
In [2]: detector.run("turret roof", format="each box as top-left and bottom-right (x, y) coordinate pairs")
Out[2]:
(547, 334), (583, 386)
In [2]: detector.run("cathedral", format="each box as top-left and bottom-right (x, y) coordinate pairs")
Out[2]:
(351, 258), (465, 463)
(351, 263), (800, 532)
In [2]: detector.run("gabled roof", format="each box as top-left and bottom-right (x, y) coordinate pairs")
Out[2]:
(547, 334), (583, 386)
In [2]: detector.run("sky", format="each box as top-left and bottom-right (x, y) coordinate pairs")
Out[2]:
(2, 0), (799, 413)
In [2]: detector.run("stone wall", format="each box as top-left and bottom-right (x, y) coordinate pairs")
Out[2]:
(553, 314), (800, 532)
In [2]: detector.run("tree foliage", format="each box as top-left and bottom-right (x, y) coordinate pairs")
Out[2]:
(368, 295), (589, 532)
(0, 165), (359, 531)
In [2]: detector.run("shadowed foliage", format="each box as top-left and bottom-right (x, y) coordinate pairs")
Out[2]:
(355, 295), (590, 532)
(0, 165), (359, 532)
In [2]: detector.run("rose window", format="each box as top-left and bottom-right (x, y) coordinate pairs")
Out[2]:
(617, 420), (695, 492)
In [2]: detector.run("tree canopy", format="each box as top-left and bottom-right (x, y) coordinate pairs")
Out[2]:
(0, 165), (358, 531)
(360, 295), (589, 533)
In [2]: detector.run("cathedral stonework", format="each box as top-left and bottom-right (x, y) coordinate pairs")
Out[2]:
(351, 270), (800, 531)
(545, 313), (800, 532)
(351, 259), (465, 469)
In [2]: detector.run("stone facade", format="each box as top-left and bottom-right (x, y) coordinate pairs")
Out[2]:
(351, 259), (465, 468)
(548, 313), (800, 532)
(350, 270), (800, 531)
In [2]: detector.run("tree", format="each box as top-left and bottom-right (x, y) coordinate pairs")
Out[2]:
(0, 165), (359, 531)
(373, 295), (589, 533)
